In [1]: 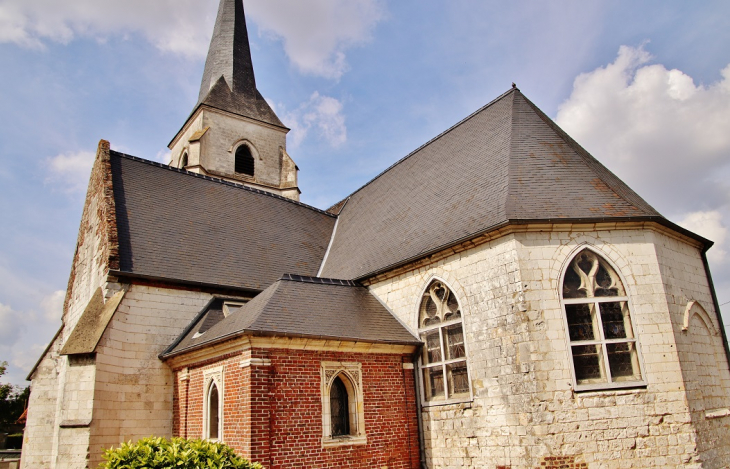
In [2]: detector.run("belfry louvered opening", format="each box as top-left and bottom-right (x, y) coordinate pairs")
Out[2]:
(235, 144), (254, 176)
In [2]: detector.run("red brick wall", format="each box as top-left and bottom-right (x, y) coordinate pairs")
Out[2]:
(173, 347), (420, 469)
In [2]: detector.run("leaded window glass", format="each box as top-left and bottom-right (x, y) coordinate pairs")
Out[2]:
(330, 376), (350, 437)
(418, 280), (470, 403)
(561, 249), (645, 390)
(208, 382), (220, 440)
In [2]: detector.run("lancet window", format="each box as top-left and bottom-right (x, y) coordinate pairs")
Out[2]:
(418, 280), (470, 403)
(561, 249), (645, 390)
(203, 366), (223, 441)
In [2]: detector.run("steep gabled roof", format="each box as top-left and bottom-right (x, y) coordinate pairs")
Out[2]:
(109, 151), (336, 291)
(163, 274), (420, 357)
(319, 89), (664, 280)
(196, 0), (284, 128)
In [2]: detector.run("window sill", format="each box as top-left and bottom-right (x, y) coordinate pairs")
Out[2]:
(573, 382), (647, 395)
(421, 398), (473, 409)
(322, 434), (367, 448)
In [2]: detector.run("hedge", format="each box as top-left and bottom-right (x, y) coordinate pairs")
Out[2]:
(100, 436), (263, 469)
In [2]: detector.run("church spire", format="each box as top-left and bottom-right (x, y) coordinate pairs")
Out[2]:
(195, 0), (284, 128)
(168, 0), (298, 201)
(199, 0), (256, 102)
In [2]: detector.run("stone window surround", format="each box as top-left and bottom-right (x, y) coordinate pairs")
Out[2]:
(560, 246), (647, 392)
(416, 276), (473, 407)
(229, 139), (261, 178)
(320, 361), (366, 448)
(202, 365), (224, 441)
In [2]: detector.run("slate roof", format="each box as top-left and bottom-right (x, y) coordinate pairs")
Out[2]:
(196, 0), (284, 128)
(163, 274), (420, 357)
(319, 88), (666, 280)
(109, 151), (336, 291)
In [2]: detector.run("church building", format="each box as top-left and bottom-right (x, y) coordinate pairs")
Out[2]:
(21, 1), (730, 468)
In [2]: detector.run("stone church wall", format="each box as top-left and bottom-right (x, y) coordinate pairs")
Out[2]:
(22, 141), (119, 469)
(651, 231), (730, 466)
(368, 225), (727, 468)
(87, 284), (212, 467)
(200, 109), (287, 188)
(173, 345), (420, 469)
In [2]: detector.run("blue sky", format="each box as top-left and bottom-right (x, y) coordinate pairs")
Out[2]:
(1, 0), (729, 386)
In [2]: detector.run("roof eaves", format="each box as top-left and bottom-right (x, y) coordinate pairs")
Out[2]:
(354, 215), (708, 282)
(280, 273), (360, 287)
(109, 270), (264, 296)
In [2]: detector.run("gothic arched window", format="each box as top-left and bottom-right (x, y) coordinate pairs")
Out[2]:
(418, 280), (470, 403)
(561, 249), (645, 390)
(330, 376), (350, 437)
(235, 144), (254, 176)
(320, 362), (366, 447)
(207, 382), (220, 440)
(180, 151), (188, 169)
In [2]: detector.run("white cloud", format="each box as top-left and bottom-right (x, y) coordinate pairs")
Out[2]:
(40, 290), (65, 322)
(45, 150), (95, 193)
(284, 92), (347, 148)
(678, 210), (728, 265)
(555, 45), (730, 216)
(246, 0), (385, 79)
(0, 303), (25, 346)
(155, 149), (172, 165)
(0, 0), (216, 58)
(0, 0), (385, 78)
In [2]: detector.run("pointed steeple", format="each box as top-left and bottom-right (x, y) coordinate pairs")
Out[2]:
(199, 0), (256, 101)
(197, 0), (284, 128)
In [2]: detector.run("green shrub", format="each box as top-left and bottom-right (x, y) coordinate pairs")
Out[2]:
(100, 436), (263, 469)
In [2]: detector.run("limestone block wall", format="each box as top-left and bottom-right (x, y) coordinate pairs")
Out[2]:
(21, 336), (63, 469)
(651, 231), (730, 466)
(368, 226), (727, 468)
(87, 284), (213, 468)
(199, 109), (287, 187)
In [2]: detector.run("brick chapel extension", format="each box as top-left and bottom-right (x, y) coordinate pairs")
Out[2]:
(22, 0), (730, 468)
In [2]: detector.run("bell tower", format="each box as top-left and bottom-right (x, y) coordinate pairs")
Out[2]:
(169, 0), (300, 200)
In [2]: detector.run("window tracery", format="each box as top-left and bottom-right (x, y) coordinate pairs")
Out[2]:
(561, 249), (645, 390)
(418, 280), (470, 404)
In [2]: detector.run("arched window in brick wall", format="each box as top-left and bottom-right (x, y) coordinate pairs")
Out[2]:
(203, 366), (223, 441)
(208, 383), (220, 440)
(320, 363), (366, 447)
(561, 248), (646, 391)
(235, 144), (255, 176)
(330, 376), (350, 437)
(418, 280), (471, 404)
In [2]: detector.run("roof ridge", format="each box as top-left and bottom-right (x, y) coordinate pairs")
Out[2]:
(516, 93), (662, 218)
(109, 150), (335, 218)
(280, 273), (360, 287)
(327, 87), (518, 211)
